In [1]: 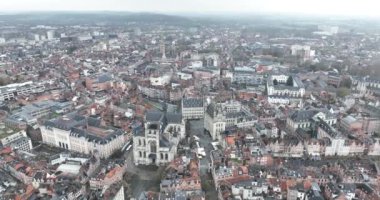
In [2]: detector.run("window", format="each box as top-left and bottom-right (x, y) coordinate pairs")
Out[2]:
(160, 153), (163, 159)
(150, 142), (157, 153)
(165, 154), (168, 160)
(139, 151), (142, 158)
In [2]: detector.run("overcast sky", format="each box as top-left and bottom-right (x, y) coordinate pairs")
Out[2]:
(2, 0), (380, 17)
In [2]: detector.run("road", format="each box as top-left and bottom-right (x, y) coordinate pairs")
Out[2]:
(188, 119), (218, 200)
(123, 146), (164, 198)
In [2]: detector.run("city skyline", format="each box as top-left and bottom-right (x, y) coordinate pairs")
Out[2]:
(2, 0), (380, 17)
(1, 1), (380, 199)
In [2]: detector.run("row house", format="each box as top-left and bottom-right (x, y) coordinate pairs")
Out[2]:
(347, 141), (366, 156)
(160, 177), (202, 194)
(368, 139), (380, 156)
(231, 179), (269, 200)
(138, 85), (168, 100)
(89, 163), (127, 190)
(1, 160), (33, 184)
(212, 165), (251, 189)
(85, 73), (113, 92)
(305, 139), (324, 156)
(268, 138), (304, 158)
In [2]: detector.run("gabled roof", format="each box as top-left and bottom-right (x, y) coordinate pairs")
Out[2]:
(145, 110), (182, 124)
(97, 73), (112, 83)
(289, 110), (317, 122)
(166, 113), (182, 124)
(146, 111), (165, 122)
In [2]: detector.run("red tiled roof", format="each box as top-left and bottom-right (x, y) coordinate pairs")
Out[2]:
(304, 180), (312, 190)
(0, 147), (12, 155)
(15, 163), (24, 170)
(226, 136), (235, 146)
(224, 175), (251, 185)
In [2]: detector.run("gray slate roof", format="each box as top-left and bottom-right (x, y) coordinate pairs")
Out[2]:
(182, 98), (204, 108)
(44, 114), (124, 144)
(145, 110), (182, 124)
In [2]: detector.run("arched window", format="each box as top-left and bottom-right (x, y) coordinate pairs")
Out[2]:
(139, 151), (142, 158)
(150, 141), (157, 153)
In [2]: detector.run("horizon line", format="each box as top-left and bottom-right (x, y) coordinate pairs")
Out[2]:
(0, 10), (379, 20)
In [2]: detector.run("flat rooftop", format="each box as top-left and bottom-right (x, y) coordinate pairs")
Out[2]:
(0, 126), (22, 140)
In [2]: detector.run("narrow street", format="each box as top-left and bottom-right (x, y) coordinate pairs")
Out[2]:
(188, 119), (218, 200)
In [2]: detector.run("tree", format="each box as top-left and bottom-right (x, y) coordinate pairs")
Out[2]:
(337, 87), (351, 98)
(202, 180), (212, 191)
(310, 63), (329, 72)
(67, 46), (78, 54)
(0, 77), (10, 86)
(286, 76), (294, 86)
(340, 78), (352, 88)
(273, 79), (278, 85)
(15, 74), (24, 82)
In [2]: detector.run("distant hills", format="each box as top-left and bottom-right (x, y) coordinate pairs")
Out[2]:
(0, 12), (192, 25)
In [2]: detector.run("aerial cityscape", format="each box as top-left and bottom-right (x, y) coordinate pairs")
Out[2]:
(0, 1), (380, 200)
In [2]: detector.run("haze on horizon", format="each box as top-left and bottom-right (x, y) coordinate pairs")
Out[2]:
(1, 0), (380, 18)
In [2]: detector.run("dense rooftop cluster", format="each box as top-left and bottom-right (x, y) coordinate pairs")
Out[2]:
(0, 13), (379, 199)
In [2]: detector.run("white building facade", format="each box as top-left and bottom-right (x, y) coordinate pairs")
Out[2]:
(267, 74), (305, 105)
(182, 98), (204, 120)
(41, 114), (126, 158)
(204, 100), (257, 141)
(0, 130), (33, 152)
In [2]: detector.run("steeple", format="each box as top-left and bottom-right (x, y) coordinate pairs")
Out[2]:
(160, 41), (166, 60)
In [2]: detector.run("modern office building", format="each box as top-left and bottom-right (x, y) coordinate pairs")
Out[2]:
(0, 128), (32, 152)
(0, 81), (45, 102)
